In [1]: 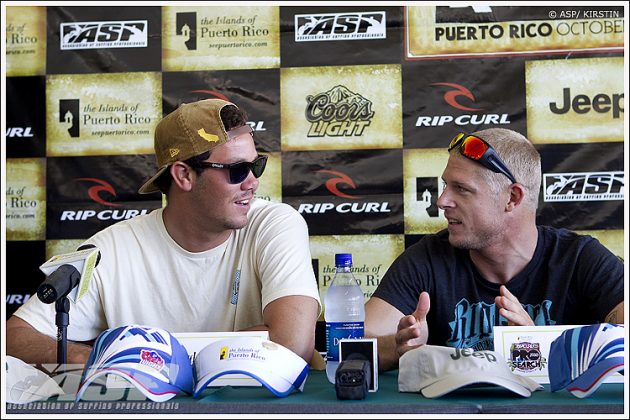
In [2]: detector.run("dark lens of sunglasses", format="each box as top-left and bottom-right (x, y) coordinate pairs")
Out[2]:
(228, 157), (267, 184)
(228, 163), (251, 184)
(461, 136), (488, 160)
(251, 158), (266, 178)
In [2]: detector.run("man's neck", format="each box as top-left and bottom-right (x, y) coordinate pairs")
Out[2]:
(161, 205), (231, 253)
(469, 224), (539, 285)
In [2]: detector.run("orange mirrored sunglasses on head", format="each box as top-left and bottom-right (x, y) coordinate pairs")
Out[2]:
(448, 133), (517, 184)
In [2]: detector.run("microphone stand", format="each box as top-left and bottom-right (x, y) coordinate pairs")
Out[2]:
(55, 296), (70, 365)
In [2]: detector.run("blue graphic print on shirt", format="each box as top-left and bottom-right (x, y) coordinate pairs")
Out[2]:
(446, 298), (555, 350)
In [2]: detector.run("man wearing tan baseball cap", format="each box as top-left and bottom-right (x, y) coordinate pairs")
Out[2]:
(7, 99), (321, 366)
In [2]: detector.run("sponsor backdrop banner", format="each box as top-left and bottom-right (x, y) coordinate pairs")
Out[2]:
(3, 5), (626, 319)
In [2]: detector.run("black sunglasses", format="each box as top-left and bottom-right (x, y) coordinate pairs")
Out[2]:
(448, 133), (517, 184)
(194, 154), (268, 184)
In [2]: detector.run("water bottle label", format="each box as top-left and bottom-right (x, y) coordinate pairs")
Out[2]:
(325, 321), (364, 362)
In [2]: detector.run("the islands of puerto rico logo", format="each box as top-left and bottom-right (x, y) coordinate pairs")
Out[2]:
(176, 12), (197, 50)
(305, 85), (375, 137)
(59, 99), (80, 137)
(507, 340), (546, 373)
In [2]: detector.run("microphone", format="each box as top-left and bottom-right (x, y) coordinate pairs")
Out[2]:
(37, 244), (101, 304)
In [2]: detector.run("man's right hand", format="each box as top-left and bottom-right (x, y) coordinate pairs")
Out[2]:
(395, 292), (430, 358)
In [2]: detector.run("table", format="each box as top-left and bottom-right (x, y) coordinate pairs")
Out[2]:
(5, 369), (625, 414)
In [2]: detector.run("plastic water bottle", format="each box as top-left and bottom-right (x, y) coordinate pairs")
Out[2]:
(324, 253), (365, 384)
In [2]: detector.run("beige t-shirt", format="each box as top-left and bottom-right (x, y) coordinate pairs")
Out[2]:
(15, 199), (321, 341)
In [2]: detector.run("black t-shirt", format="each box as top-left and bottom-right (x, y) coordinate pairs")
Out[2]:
(372, 226), (624, 351)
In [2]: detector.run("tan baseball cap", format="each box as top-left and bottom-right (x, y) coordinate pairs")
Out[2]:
(139, 98), (249, 194)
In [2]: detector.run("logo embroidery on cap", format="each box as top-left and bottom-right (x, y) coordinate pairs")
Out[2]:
(220, 346), (229, 360)
(197, 128), (219, 142)
(169, 148), (180, 157)
(140, 349), (165, 370)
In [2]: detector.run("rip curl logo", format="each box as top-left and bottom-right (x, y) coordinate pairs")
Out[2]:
(415, 82), (510, 127)
(140, 349), (165, 370)
(76, 178), (123, 207)
(317, 170), (362, 199)
(431, 82), (483, 111)
(508, 341), (547, 372)
(305, 85), (374, 137)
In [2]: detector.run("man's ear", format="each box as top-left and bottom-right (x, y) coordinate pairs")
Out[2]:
(170, 162), (195, 192)
(506, 183), (525, 212)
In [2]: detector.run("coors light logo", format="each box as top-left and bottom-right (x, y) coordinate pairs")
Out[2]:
(305, 85), (374, 137)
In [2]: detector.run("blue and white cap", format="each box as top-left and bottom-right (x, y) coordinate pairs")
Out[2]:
(76, 325), (194, 402)
(193, 337), (309, 398)
(549, 323), (624, 398)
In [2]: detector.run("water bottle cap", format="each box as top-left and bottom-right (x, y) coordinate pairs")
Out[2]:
(334, 253), (353, 267)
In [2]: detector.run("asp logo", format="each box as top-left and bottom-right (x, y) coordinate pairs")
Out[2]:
(60, 20), (148, 50)
(295, 11), (386, 42)
(76, 178), (122, 207)
(544, 172), (624, 202)
(416, 82), (510, 127)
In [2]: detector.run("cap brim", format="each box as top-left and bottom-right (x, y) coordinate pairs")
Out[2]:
(6, 356), (65, 403)
(420, 373), (542, 398)
(192, 338), (309, 398)
(76, 367), (181, 402)
(138, 165), (169, 194)
(193, 365), (309, 398)
(566, 357), (624, 398)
